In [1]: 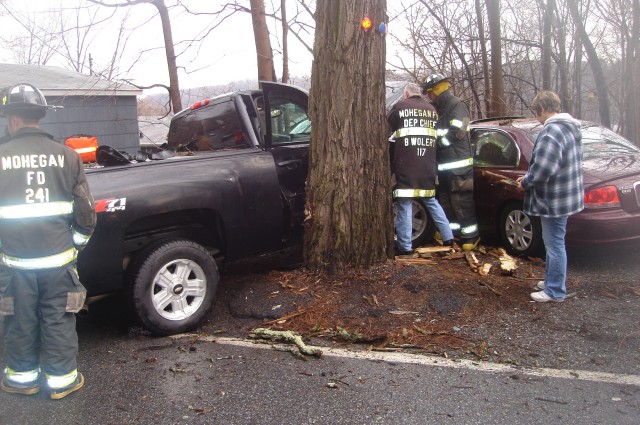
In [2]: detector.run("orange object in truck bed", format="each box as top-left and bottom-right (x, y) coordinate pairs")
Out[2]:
(65, 135), (98, 163)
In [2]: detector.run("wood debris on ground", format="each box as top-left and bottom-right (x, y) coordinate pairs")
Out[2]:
(465, 252), (480, 272)
(249, 327), (322, 357)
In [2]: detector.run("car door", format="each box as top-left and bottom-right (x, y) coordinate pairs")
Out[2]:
(261, 82), (311, 240)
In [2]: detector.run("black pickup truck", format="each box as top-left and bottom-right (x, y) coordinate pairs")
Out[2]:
(80, 82), (311, 335)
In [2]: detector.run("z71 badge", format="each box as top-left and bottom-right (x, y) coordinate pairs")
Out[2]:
(96, 198), (127, 213)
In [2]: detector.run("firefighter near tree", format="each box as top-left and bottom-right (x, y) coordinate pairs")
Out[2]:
(422, 74), (480, 251)
(0, 83), (96, 399)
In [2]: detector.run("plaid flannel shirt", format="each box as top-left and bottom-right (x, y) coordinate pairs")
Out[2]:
(521, 113), (584, 217)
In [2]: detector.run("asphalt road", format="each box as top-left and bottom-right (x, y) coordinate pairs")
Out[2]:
(0, 243), (638, 424)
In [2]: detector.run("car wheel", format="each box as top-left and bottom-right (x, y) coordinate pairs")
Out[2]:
(129, 239), (219, 336)
(393, 198), (436, 248)
(499, 202), (543, 257)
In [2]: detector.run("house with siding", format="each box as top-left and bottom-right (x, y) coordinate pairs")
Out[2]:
(0, 63), (142, 153)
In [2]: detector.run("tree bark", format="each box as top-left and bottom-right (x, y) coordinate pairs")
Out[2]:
(250, 0), (277, 83)
(486, 0), (506, 116)
(305, 0), (392, 271)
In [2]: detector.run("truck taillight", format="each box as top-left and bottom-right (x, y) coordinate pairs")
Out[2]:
(190, 99), (210, 110)
(584, 185), (620, 209)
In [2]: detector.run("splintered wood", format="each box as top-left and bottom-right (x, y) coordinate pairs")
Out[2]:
(489, 248), (518, 275)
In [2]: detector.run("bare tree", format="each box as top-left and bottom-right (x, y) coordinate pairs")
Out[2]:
(541, 0), (554, 89)
(566, 0), (611, 128)
(250, 0), (277, 82)
(474, 0), (491, 115)
(88, 0), (182, 112)
(281, 0), (290, 83)
(305, 0), (392, 270)
(486, 0), (506, 116)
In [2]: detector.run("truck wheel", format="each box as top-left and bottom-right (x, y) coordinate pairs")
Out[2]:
(129, 239), (219, 336)
(499, 202), (543, 257)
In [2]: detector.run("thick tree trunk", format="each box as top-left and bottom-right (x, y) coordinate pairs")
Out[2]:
(153, 0), (181, 113)
(486, 0), (506, 116)
(305, 0), (392, 271)
(250, 0), (277, 83)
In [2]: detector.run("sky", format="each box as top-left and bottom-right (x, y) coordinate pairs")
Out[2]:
(0, 1), (409, 93)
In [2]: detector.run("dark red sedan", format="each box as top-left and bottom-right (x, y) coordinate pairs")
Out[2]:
(470, 117), (640, 256)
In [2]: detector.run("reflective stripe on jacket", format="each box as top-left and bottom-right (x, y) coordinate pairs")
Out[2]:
(432, 90), (474, 175)
(0, 128), (96, 269)
(387, 95), (439, 197)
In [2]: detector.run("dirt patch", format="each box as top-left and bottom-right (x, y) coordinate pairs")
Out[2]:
(204, 243), (640, 375)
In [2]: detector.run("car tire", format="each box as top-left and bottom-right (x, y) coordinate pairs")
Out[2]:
(393, 198), (436, 248)
(499, 202), (543, 257)
(128, 239), (219, 336)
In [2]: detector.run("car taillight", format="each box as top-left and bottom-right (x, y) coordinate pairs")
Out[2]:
(584, 185), (620, 208)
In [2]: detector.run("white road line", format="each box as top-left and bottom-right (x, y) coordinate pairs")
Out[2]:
(173, 333), (640, 387)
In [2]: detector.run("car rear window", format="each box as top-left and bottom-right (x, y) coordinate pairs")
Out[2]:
(581, 126), (640, 159)
(526, 125), (639, 160)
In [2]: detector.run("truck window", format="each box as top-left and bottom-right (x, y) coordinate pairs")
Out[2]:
(256, 95), (311, 146)
(168, 100), (251, 151)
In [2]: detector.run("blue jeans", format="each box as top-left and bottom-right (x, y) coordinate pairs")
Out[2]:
(396, 197), (454, 251)
(540, 216), (569, 300)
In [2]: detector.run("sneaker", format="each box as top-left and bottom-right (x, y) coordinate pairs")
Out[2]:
(1, 376), (39, 395)
(530, 291), (564, 303)
(461, 237), (480, 252)
(535, 281), (545, 291)
(50, 373), (84, 400)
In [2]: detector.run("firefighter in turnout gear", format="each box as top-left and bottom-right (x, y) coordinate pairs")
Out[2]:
(387, 83), (455, 256)
(422, 74), (480, 251)
(0, 83), (96, 399)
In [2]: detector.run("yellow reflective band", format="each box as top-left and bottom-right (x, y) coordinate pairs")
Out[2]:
(393, 128), (437, 138)
(74, 147), (97, 154)
(46, 369), (78, 389)
(1, 248), (77, 270)
(449, 223), (461, 230)
(0, 201), (73, 219)
(450, 119), (463, 128)
(438, 157), (474, 171)
(393, 189), (436, 198)
(436, 129), (448, 137)
(72, 229), (91, 246)
(5, 367), (40, 384)
(461, 224), (479, 235)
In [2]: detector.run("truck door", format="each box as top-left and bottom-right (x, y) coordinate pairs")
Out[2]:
(261, 82), (310, 240)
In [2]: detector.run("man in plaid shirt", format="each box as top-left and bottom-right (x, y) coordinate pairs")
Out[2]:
(517, 91), (584, 302)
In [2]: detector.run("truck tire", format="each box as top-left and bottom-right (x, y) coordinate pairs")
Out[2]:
(499, 202), (543, 257)
(129, 239), (219, 336)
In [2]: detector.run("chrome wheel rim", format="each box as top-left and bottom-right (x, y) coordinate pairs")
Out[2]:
(504, 209), (533, 252)
(151, 258), (207, 321)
